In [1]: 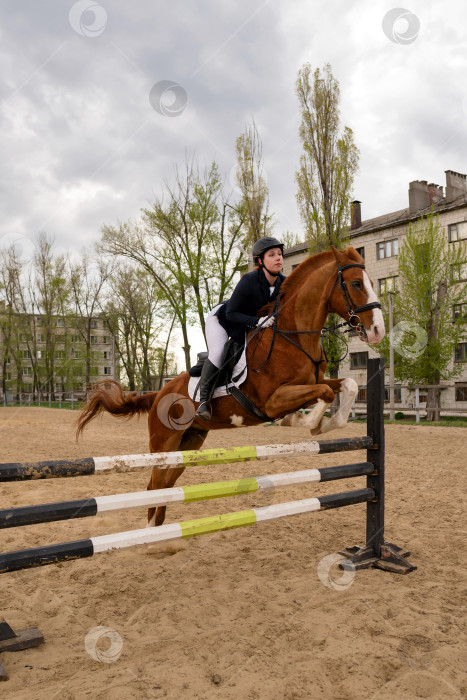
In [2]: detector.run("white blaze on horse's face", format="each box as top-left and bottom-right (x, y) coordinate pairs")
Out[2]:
(362, 271), (385, 344)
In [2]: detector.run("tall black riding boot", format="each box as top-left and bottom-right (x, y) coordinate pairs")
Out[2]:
(195, 359), (219, 421)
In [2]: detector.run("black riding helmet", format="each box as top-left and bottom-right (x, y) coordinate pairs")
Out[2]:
(252, 237), (284, 263)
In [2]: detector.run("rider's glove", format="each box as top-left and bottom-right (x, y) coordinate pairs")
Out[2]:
(257, 315), (275, 328)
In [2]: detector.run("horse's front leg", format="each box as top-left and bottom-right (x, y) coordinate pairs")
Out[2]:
(265, 384), (335, 431)
(312, 378), (358, 435)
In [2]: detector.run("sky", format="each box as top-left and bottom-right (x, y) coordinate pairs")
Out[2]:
(1, 0), (466, 364)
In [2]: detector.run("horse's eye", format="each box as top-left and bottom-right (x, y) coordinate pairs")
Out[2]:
(351, 280), (362, 290)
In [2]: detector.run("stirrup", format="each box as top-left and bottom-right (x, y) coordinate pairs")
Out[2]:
(196, 401), (212, 421)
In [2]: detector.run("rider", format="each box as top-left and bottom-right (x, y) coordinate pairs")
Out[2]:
(195, 236), (285, 421)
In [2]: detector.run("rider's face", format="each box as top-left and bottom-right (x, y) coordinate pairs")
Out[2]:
(262, 247), (283, 272)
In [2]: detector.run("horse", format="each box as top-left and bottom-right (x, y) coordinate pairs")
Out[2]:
(76, 245), (385, 526)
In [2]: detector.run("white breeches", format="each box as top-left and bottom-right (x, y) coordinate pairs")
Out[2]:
(205, 305), (229, 368)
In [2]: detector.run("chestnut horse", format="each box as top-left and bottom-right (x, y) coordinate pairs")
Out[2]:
(77, 246), (385, 526)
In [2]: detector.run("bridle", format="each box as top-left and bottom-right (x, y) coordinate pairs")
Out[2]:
(247, 262), (382, 377)
(325, 263), (382, 329)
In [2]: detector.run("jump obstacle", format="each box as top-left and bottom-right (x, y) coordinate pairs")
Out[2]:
(0, 359), (416, 576)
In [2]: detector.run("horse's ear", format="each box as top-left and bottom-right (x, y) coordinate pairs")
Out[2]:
(344, 245), (363, 262)
(331, 246), (346, 264)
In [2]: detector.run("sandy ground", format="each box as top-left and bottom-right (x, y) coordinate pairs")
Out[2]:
(0, 406), (466, 700)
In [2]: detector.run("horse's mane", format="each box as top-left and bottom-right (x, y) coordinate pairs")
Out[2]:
(259, 245), (362, 316)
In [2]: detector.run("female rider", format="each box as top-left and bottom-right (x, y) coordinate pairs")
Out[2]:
(195, 236), (285, 421)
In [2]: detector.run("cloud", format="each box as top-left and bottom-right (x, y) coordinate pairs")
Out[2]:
(0, 0), (465, 258)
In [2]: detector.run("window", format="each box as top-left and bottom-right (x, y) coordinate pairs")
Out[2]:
(384, 385), (402, 403)
(103, 351), (111, 359)
(71, 335), (81, 343)
(71, 351), (79, 359)
(350, 352), (368, 369)
(36, 350), (44, 359)
(454, 342), (467, 362)
(5, 357), (11, 365)
(378, 276), (398, 294)
(356, 386), (366, 403)
(55, 350), (65, 360)
(37, 333), (46, 342)
(22, 349), (31, 359)
(451, 263), (467, 282)
(455, 384), (467, 401)
(90, 319), (98, 328)
(20, 334), (31, 342)
(448, 221), (467, 242)
(22, 367), (32, 376)
(355, 246), (365, 260)
(104, 366), (112, 375)
(453, 303), (467, 322)
(90, 336), (98, 344)
(376, 238), (398, 260)
(103, 336), (110, 344)
(56, 318), (64, 327)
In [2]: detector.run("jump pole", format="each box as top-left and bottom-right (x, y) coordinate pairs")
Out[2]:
(0, 437), (372, 481)
(0, 489), (375, 574)
(0, 462), (374, 529)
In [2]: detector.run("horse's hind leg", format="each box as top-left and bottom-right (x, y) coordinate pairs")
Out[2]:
(147, 427), (209, 527)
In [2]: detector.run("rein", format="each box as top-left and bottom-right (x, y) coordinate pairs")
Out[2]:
(247, 262), (382, 378)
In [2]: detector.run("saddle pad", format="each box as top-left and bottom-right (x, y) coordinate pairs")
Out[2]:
(188, 342), (247, 402)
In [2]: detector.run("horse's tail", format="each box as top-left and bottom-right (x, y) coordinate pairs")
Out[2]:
(76, 380), (158, 439)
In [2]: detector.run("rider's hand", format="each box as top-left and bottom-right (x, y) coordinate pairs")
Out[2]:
(257, 316), (275, 328)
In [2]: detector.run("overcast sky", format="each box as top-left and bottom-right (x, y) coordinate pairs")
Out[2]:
(1, 0), (466, 262)
(1, 1), (466, 361)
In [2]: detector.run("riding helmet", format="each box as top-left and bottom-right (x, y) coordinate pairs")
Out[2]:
(252, 237), (284, 260)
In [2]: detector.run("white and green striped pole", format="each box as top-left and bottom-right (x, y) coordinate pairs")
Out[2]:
(0, 462), (374, 529)
(0, 437), (373, 481)
(0, 488), (374, 574)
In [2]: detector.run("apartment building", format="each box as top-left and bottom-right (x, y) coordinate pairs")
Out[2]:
(0, 305), (117, 399)
(283, 169), (467, 411)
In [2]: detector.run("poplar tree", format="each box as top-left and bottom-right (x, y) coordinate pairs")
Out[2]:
(295, 63), (360, 380)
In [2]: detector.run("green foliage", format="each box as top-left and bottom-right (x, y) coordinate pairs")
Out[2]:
(378, 212), (467, 385)
(395, 411), (405, 420)
(295, 62), (359, 252)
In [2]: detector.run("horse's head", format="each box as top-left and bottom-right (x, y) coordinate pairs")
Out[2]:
(328, 246), (385, 345)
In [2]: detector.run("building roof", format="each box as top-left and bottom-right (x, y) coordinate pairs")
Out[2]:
(349, 192), (467, 239)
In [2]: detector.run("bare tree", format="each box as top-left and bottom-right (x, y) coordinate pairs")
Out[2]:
(68, 251), (114, 386)
(100, 157), (245, 369)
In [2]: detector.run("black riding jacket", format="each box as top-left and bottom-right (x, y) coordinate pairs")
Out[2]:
(216, 268), (285, 338)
